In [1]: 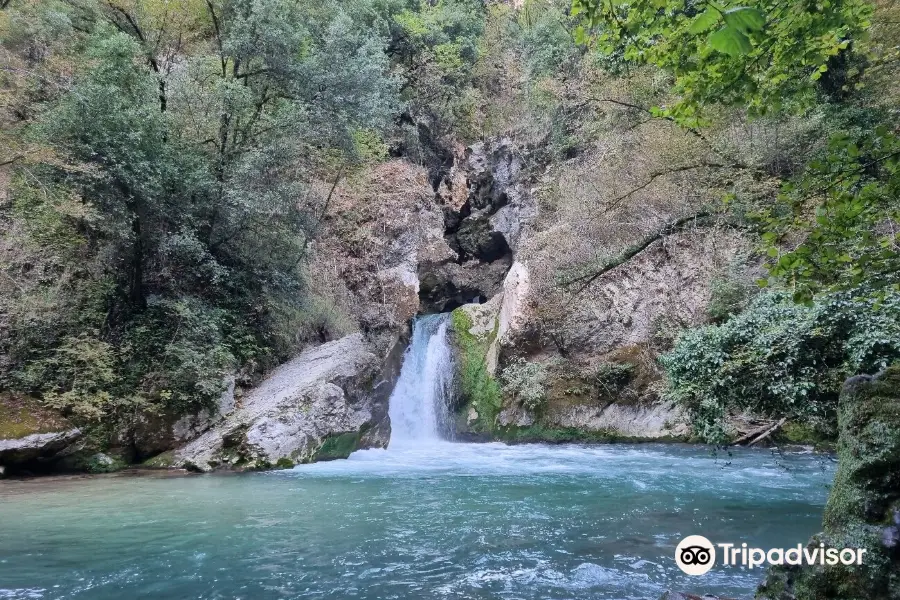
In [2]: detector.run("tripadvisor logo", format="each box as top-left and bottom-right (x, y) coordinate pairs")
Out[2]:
(676, 535), (716, 575)
(674, 535), (867, 576)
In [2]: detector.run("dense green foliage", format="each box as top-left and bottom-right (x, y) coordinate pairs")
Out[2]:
(573, 0), (899, 301)
(661, 290), (900, 442)
(0, 0), (489, 433)
(572, 0), (873, 124)
(1, 0), (897, 456)
(572, 0), (899, 436)
(756, 122), (900, 302)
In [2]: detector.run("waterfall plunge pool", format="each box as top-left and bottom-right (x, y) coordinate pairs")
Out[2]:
(0, 314), (835, 599)
(0, 443), (833, 599)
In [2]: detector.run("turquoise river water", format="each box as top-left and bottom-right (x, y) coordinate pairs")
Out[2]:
(0, 442), (832, 600)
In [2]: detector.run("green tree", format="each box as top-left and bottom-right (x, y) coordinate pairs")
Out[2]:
(572, 0), (899, 298)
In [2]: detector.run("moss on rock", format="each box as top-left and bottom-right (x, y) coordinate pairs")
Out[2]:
(495, 424), (618, 444)
(142, 451), (176, 468)
(778, 420), (837, 451)
(450, 308), (503, 433)
(311, 432), (361, 462)
(757, 364), (900, 600)
(275, 457), (296, 469)
(61, 451), (129, 474)
(0, 394), (72, 440)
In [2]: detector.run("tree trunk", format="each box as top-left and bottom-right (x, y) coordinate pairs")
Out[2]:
(129, 212), (146, 310)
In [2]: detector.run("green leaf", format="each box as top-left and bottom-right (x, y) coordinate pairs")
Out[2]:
(574, 25), (587, 46)
(722, 7), (766, 33)
(708, 26), (752, 56)
(689, 8), (720, 34)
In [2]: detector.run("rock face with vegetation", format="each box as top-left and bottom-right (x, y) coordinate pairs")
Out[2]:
(0, 0), (898, 474)
(173, 334), (391, 472)
(757, 365), (900, 600)
(449, 262), (690, 442)
(0, 395), (81, 474)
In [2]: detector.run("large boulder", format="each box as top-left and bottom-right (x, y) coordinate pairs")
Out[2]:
(0, 396), (81, 474)
(757, 365), (900, 600)
(129, 378), (237, 460)
(172, 334), (391, 471)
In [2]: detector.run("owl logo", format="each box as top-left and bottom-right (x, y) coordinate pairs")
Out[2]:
(675, 535), (716, 575)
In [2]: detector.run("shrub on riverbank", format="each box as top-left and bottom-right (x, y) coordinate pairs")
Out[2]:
(661, 290), (900, 443)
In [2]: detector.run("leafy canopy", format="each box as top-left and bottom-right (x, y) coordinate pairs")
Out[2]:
(572, 0), (873, 126)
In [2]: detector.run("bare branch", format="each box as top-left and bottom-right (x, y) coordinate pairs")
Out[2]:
(561, 212), (714, 297)
(601, 162), (728, 215)
(298, 166), (345, 261)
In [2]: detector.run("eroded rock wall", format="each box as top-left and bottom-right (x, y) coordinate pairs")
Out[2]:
(445, 124), (750, 442)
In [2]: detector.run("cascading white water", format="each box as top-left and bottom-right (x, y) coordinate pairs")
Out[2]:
(387, 314), (455, 446)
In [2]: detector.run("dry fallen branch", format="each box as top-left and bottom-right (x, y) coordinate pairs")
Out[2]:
(731, 420), (777, 446)
(746, 418), (787, 447)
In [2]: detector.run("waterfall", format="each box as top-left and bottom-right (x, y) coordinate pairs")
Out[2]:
(388, 314), (455, 446)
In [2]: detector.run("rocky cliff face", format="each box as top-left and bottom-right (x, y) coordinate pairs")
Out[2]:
(449, 261), (689, 442)
(422, 138), (537, 313)
(172, 334), (394, 471)
(441, 128), (749, 442)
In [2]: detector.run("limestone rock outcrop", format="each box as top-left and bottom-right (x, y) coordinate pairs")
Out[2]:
(0, 428), (81, 472)
(173, 334), (391, 471)
(0, 396), (81, 474)
(450, 260), (690, 441)
(128, 378), (237, 460)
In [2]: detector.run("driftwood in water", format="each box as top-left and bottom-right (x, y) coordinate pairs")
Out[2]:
(731, 418), (786, 447)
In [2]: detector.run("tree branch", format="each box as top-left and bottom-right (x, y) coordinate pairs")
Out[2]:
(205, 0), (228, 79)
(298, 166), (345, 262)
(584, 97), (710, 143)
(561, 212), (715, 297)
(601, 162), (729, 215)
